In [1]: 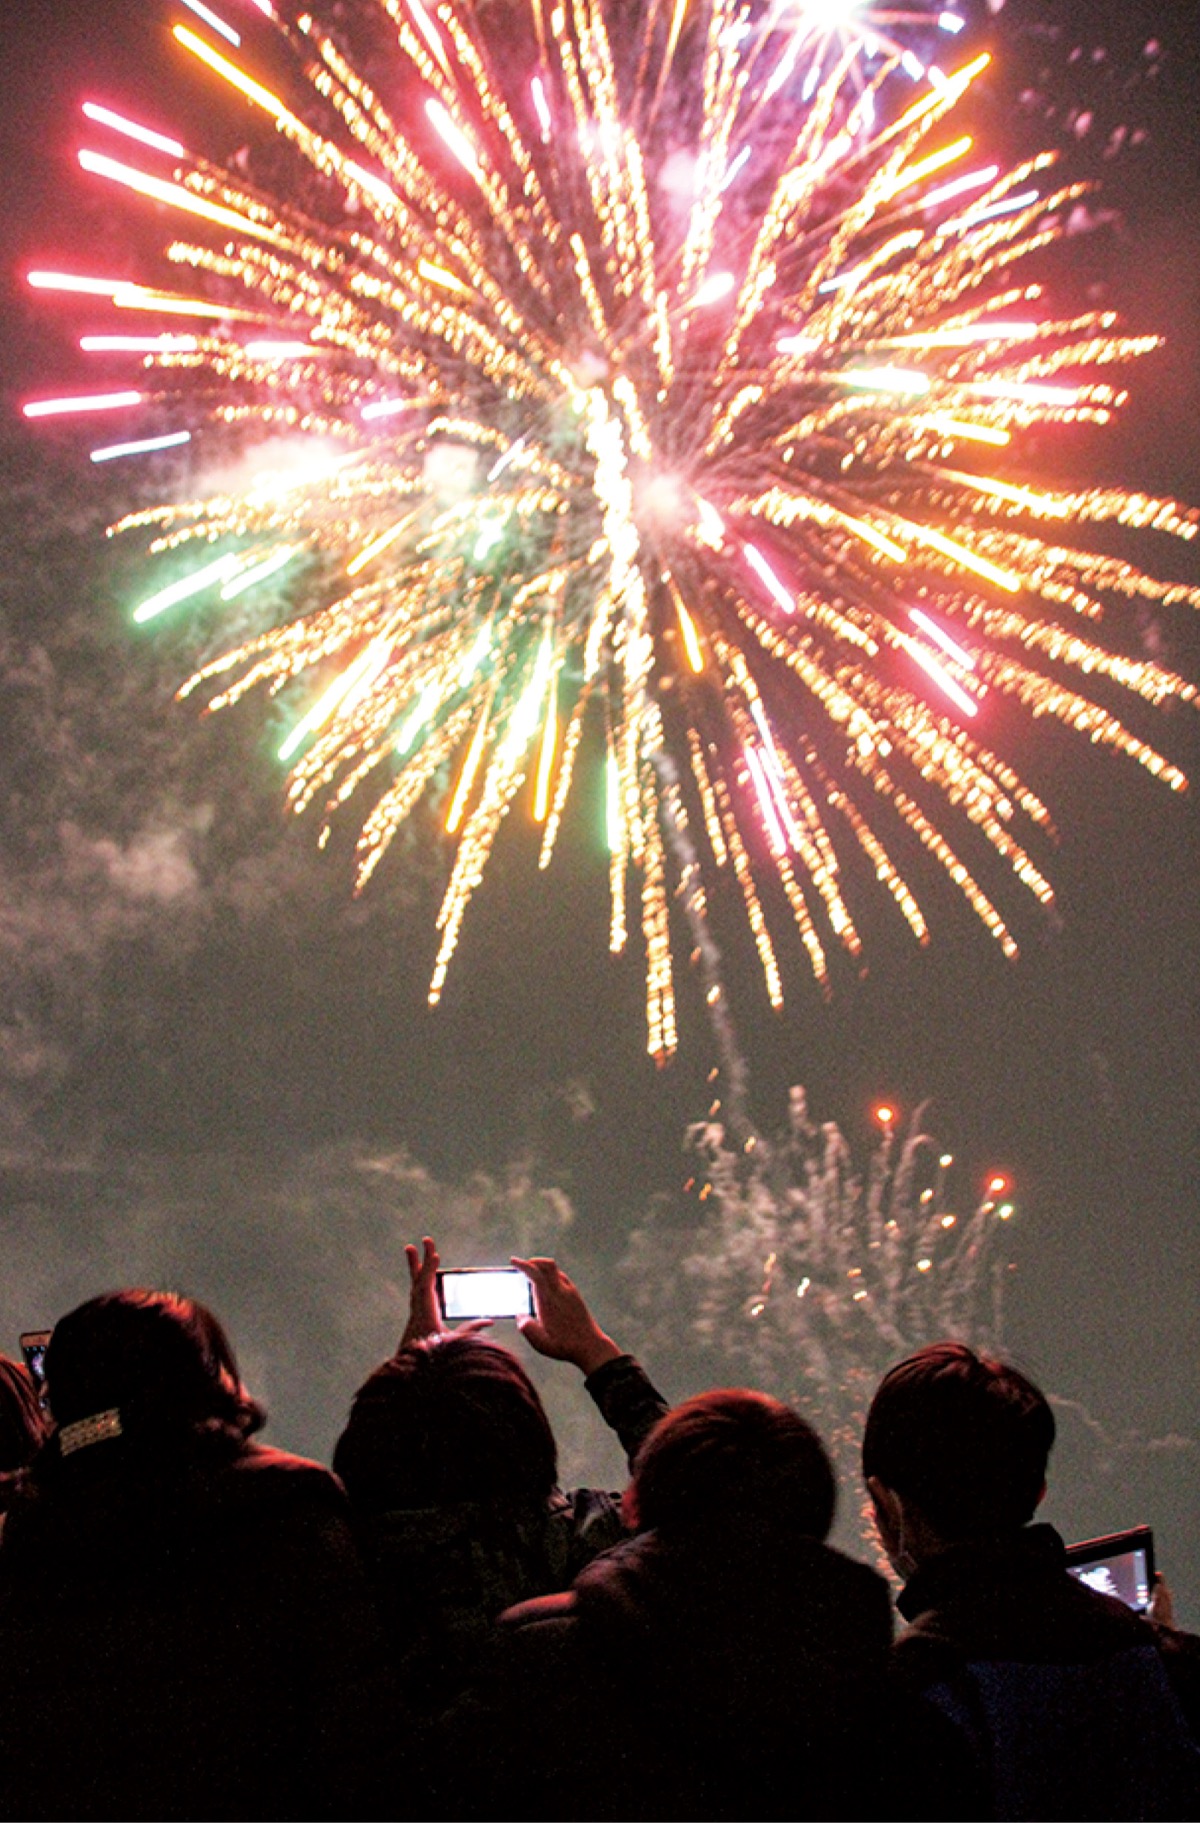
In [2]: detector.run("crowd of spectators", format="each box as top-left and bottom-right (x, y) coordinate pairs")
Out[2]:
(0, 1242), (1196, 1821)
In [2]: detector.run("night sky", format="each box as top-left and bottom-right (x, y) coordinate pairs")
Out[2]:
(1, 0), (1197, 1605)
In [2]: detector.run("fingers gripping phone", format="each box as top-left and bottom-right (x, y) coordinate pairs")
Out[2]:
(436, 1268), (534, 1322)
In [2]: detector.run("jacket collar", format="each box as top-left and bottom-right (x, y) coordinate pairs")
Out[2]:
(898, 1522), (1067, 1621)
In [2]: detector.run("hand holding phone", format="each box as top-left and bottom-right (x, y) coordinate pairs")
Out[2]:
(510, 1257), (622, 1377)
(399, 1236), (500, 1347)
(1148, 1574), (1175, 1628)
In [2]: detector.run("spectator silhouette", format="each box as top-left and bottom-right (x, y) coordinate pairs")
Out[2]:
(0, 1290), (397, 1822)
(864, 1341), (1200, 1821)
(438, 1388), (981, 1821)
(333, 1239), (667, 1712)
(0, 1354), (48, 1522)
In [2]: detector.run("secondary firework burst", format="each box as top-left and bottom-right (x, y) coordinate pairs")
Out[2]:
(25, 0), (1200, 1058)
(620, 1085), (1014, 1547)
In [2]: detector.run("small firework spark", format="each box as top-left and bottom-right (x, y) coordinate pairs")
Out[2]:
(24, 1), (1200, 1057)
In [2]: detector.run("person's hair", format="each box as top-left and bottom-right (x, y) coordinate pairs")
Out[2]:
(333, 1333), (558, 1512)
(44, 1289), (265, 1450)
(0, 1356), (49, 1473)
(632, 1388), (836, 1540)
(862, 1341), (1055, 1538)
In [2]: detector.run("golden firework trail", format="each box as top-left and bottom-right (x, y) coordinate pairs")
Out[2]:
(25, 1), (1200, 1059)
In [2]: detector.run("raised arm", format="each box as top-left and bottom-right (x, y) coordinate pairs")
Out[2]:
(512, 1256), (669, 1469)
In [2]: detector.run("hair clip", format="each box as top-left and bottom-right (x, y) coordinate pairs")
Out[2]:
(58, 1409), (123, 1457)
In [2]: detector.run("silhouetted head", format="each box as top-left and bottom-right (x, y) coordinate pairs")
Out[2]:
(45, 1290), (264, 1452)
(863, 1341), (1054, 1540)
(333, 1333), (558, 1512)
(0, 1356), (48, 1473)
(631, 1388), (836, 1540)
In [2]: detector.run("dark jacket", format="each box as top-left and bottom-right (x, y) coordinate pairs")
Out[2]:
(893, 1523), (1200, 1820)
(0, 1435), (398, 1821)
(338, 1352), (668, 1711)
(436, 1516), (984, 1821)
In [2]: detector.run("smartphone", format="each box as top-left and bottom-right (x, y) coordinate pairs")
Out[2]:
(1065, 1525), (1155, 1613)
(436, 1268), (534, 1322)
(19, 1330), (52, 1395)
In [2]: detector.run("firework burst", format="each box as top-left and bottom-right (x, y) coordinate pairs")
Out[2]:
(25, 1), (1200, 1057)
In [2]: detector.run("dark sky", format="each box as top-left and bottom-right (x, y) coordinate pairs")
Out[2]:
(1, 1), (1198, 1601)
